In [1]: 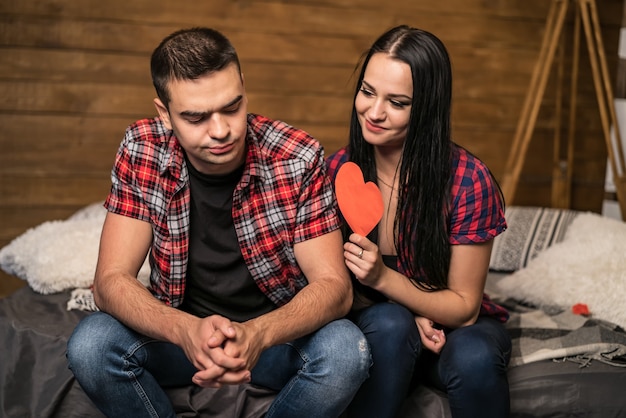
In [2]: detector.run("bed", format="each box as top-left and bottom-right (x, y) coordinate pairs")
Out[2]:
(1, 204), (626, 417)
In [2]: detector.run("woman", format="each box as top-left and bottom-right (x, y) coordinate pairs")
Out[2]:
(326, 25), (511, 418)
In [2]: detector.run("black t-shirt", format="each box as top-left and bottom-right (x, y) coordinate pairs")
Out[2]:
(180, 160), (275, 322)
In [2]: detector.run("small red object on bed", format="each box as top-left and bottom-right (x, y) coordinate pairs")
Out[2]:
(572, 303), (590, 316)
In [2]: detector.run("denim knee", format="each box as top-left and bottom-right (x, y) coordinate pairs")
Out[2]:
(68, 313), (190, 417)
(440, 319), (510, 389)
(445, 333), (494, 378)
(67, 313), (113, 367)
(346, 303), (420, 418)
(256, 319), (371, 418)
(320, 319), (371, 384)
(66, 312), (129, 390)
(436, 318), (511, 418)
(352, 302), (420, 355)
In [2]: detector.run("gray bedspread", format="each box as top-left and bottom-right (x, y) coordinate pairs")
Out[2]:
(2, 283), (626, 418)
(0, 287), (274, 418)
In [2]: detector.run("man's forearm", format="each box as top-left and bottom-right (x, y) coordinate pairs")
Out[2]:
(93, 271), (195, 346)
(244, 278), (351, 351)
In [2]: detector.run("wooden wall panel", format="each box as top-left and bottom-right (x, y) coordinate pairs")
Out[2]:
(0, 0), (623, 297)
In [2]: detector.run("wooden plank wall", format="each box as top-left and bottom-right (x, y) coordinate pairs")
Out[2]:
(0, 0), (623, 296)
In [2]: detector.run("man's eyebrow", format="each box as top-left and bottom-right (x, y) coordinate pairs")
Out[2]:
(223, 95), (244, 109)
(179, 95), (244, 117)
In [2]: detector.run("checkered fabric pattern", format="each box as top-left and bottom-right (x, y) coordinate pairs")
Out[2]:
(494, 293), (626, 368)
(326, 145), (509, 322)
(105, 114), (340, 307)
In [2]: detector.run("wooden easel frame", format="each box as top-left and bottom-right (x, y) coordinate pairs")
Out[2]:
(501, 0), (626, 219)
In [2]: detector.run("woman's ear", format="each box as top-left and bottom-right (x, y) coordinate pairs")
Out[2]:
(153, 98), (172, 130)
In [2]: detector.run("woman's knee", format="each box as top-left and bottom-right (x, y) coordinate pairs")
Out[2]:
(355, 303), (419, 351)
(440, 321), (509, 383)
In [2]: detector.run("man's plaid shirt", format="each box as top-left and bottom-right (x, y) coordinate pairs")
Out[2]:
(104, 114), (340, 308)
(326, 145), (509, 322)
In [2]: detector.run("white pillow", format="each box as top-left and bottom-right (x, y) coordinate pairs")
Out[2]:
(496, 212), (626, 328)
(489, 206), (580, 272)
(0, 202), (150, 294)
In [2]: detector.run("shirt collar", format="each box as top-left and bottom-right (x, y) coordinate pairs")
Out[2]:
(160, 129), (187, 184)
(158, 117), (265, 188)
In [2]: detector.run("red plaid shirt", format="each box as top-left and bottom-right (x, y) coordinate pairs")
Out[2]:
(326, 145), (509, 322)
(105, 114), (340, 308)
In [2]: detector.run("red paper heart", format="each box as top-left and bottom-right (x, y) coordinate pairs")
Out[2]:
(335, 162), (384, 236)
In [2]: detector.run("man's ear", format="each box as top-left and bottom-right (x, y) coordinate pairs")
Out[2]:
(153, 98), (172, 130)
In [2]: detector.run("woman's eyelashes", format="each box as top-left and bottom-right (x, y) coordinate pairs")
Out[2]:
(359, 86), (410, 109)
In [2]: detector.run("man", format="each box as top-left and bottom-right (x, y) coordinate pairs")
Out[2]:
(67, 27), (370, 418)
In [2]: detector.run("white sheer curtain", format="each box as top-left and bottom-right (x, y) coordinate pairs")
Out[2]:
(602, 2), (626, 220)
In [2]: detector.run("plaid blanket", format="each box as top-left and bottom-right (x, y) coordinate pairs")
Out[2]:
(497, 296), (626, 368)
(67, 288), (99, 312)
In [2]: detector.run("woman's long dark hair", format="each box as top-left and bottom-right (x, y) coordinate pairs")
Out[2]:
(349, 25), (453, 290)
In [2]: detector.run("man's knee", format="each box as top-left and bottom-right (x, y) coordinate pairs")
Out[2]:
(68, 313), (104, 356)
(67, 312), (125, 371)
(318, 319), (371, 382)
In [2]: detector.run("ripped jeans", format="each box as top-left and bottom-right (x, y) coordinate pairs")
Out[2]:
(67, 312), (370, 418)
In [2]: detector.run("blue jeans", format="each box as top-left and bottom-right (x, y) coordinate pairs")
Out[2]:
(67, 312), (370, 418)
(348, 303), (511, 418)
(346, 303), (421, 418)
(421, 316), (512, 418)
